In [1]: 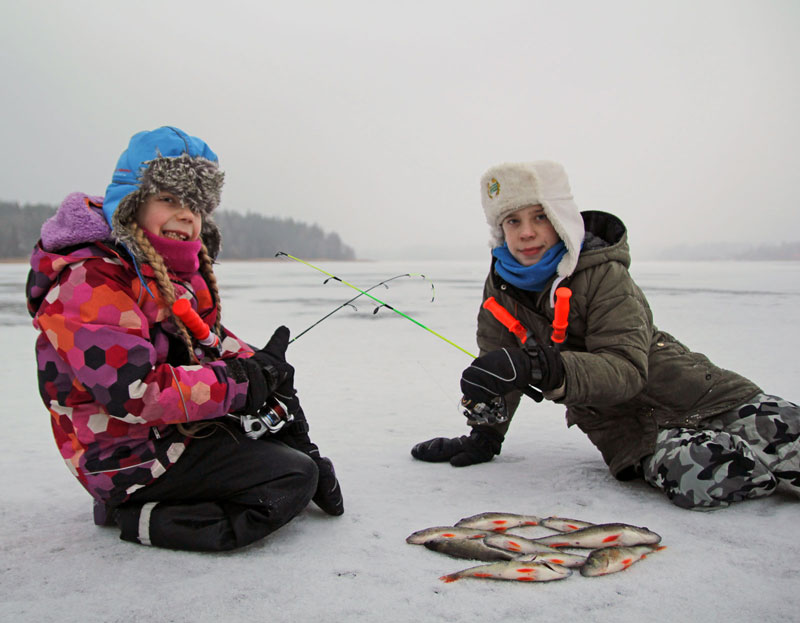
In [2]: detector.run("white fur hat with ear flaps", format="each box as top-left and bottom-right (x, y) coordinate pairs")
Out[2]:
(481, 161), (585, 278)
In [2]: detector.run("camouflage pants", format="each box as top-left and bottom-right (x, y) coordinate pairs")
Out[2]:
(642, 394), (800, 510)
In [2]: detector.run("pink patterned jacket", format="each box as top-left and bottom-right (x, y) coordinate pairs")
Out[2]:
(26, 193), (251, 505)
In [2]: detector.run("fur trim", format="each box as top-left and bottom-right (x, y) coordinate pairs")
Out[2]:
(480, 161), (585, 277)
(112, 154), (224, 259)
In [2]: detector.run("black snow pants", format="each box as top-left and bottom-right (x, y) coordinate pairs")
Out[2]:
(115, 422), (319, 551)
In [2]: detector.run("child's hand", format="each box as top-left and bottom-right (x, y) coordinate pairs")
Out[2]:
(251, 326), (295, 395)
(460, 347), (534, 403)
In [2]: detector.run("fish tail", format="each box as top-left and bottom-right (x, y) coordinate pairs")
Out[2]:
(440, 574), (460, 583)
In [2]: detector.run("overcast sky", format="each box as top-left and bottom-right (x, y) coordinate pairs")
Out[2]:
(2, 1), (798, 260)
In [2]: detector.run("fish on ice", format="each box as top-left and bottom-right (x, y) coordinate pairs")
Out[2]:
(423, 537), (518, 561)
(580, 545), (665, 577)
(405, 526), (490, 545)
(482, 533), (564, 556)
(454, 512), (541, 532)
(539, 516), (595, 532)
(516, 551), (587, 568)
(530, 523), (662, 549)
(440, 561), (572, 583)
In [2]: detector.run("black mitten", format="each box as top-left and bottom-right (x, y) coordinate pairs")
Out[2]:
(411, 427), (504, 467)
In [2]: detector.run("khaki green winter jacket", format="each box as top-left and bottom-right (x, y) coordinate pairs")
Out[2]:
(476, 211), (760, 479)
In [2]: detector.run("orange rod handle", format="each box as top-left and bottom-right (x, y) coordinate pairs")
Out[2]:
(172, 298), (211, 341)
(551, 287), (572, 344)
(483, 297), (528, 344)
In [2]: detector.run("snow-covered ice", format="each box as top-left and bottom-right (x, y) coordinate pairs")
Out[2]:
(2, 258), (798, 622)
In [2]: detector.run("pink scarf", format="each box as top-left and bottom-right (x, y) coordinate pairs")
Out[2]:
(143, 230), (202, 274)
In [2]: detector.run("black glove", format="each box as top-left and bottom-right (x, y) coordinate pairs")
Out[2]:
(225, 326), (297, 416)
(250, 326), (295, 397)
(460, 347), (534, 404)
(224, 357), (270, 416)
(460, 345), (564, 404)
(411, 427), (504, 467)
(528, 341), (565, 393)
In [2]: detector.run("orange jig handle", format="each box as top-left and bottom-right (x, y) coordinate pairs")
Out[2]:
(172, 299), (219, 347)
(550, 287), (572, 344)
(483, 297), (528, 344)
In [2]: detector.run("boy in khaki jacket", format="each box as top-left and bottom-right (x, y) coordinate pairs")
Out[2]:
(412, 161), (799, 510)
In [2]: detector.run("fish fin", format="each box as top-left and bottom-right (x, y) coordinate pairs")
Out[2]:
(439, 574), (460, 583)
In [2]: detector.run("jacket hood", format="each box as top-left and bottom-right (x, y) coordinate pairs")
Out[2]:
(40, 192), (109, 252)
(29, 193), (126, 318)
(27, 236), (118, 320)
(575, 210), (630, 271)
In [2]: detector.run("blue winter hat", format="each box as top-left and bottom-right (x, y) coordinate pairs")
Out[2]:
(103, 126), (225, 258)
(103, 126), (219, 224)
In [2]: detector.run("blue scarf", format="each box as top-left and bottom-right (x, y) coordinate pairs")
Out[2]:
(492, 242), (567, 292)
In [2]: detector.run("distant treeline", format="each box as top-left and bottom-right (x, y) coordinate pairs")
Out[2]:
(0, 200), (356, 260)
(653, 241), (800, 261)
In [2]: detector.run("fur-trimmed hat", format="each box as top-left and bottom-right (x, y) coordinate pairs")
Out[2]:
(480, 161), (585, 277)
(103, 126), (225, 259)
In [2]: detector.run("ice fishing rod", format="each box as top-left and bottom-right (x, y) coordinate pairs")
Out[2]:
(454, 287), (573, 425)
(172, 298), (292, 438)
(289, 272), (435, 344)
(276, 252), (477, 358)
(483, 286), (572, 347)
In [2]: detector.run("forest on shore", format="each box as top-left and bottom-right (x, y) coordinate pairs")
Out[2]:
(0, 200), (356, 260)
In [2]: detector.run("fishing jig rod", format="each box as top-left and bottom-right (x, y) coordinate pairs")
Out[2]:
(276, 253), (573, 425)
(276, 252), (476, 358)
(172, 299), (292, 438)
(289, 272), (435, 344)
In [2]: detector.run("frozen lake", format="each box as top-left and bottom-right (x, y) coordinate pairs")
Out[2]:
(2, 258), (798, 622)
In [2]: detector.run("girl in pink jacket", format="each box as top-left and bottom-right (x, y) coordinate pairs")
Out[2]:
(27, 126), (342, 551)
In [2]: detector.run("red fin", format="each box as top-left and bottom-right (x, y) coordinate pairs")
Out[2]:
(439, 575), (459, 583)
(602, 534), (621, 543)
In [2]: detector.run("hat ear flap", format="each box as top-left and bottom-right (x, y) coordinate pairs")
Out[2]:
(201, 215), (222, 259)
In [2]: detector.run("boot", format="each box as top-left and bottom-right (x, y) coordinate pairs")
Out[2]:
(93, 498), (117, 527)
(411, 426), (504, 467)
(277, 409), (344, 516)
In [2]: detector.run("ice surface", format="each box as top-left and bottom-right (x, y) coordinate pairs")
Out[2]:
(2, 259), (798, 622)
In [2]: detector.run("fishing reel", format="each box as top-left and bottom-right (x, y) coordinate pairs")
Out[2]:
(460, 395), (509, 426)
(236, 396), (294, 439)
